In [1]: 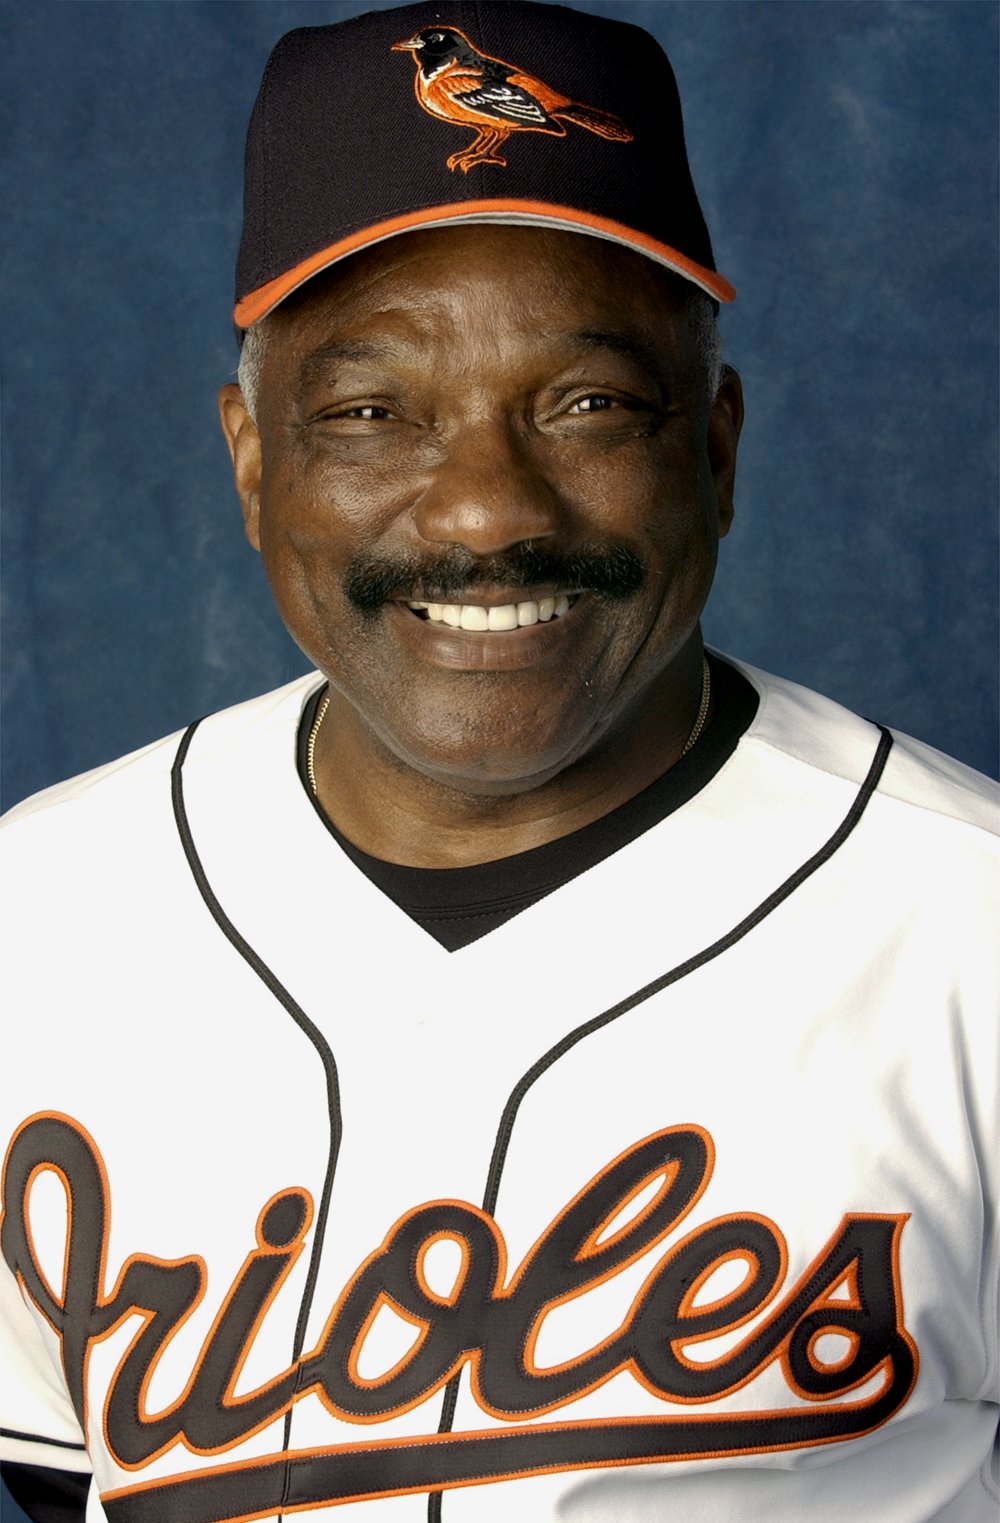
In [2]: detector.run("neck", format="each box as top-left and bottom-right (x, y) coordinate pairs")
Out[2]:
(309, 645), (711, 868)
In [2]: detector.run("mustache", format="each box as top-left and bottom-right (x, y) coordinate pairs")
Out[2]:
(344, 542), (646, 616)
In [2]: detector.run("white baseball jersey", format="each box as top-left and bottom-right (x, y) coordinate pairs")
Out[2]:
(2, 657), (997, 1522)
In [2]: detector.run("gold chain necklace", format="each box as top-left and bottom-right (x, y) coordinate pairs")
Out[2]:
(681, 655), (711, 756)
(306, 656), (710, 797)
(306, 692), (331, 796)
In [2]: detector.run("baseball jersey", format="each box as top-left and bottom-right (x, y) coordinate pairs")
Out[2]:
(1, 656), (997, 1522)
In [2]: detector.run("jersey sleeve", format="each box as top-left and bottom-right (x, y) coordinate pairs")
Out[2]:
(0, 1256), (91, 1476)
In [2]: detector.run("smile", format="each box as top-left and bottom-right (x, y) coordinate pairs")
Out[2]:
(406, 594), (574, 631)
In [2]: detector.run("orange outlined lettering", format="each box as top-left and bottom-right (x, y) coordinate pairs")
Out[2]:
(2, 1112), (918, 1512)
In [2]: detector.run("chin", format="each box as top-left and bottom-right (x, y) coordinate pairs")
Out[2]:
(376, 720), (589, 800)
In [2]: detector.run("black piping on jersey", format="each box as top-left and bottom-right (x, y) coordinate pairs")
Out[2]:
(427, 722), (895, 1521)
(0, 1427), (86, 1451)
(170, 711), (894, 1521)
(170, 722), (342, 1520)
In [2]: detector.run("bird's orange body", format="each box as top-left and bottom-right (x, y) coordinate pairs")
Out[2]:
(393, 25), (631, 172)
(416, 60), (573, 133)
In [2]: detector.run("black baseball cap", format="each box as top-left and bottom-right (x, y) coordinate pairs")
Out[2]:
(234, 0), (734, 328)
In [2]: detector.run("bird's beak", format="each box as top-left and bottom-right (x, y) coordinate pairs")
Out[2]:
(392, 36), (421, 50)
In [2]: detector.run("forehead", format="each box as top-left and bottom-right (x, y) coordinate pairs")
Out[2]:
(257, 225), (699, 377)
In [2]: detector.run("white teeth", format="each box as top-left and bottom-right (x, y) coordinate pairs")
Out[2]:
(406, 596), (574, 629)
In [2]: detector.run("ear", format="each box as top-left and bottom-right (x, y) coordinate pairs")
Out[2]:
(217, 383), (263, 550)
(707, 365), (743, 539)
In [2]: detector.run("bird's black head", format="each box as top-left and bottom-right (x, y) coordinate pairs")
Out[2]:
(392, 26), (480, 70)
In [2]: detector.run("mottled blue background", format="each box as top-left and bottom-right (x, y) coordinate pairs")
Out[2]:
(3, 0), (998, 818)
(0, 1), (997, 1512)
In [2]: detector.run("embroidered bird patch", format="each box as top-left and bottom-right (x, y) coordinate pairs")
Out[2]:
(392, 25), (633, 173)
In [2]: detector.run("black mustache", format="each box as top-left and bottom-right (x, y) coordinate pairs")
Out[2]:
(345, 542), (646, 616)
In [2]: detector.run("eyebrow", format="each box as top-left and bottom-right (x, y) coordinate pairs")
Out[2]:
(294, 327), (667, 393)
(567, 328), (665, 376)
(298, 339), (400, 380)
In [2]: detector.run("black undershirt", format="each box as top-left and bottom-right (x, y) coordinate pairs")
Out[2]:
(1, 1464), (89, 1523)
(298, 654), (758, 950)
(1, 657), (758, 1520)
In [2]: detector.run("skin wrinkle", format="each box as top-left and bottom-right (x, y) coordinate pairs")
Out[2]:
(238, 279), (723, 423)
(220, 225), (741, 867)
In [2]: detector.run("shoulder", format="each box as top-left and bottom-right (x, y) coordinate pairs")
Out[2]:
(728, 655), (999, 841)
(0, 673), (322, 858)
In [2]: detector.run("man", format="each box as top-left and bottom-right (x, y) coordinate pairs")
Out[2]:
(1, 4), (996, 1521)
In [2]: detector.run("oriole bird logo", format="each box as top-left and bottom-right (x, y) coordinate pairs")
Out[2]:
(392, 25), (633, 173)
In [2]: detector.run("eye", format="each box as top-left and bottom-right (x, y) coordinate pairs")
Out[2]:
(315, 403), (395, 424)
(428, 31), (445, 42)
(568, 394), (616, 414)
(343, 405), (391, 421)
(305, 400), (400, 433)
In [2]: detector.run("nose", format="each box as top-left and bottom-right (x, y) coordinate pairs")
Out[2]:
(411, 418), (564, 556)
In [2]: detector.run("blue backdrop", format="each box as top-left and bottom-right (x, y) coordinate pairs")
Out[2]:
(0, 2), (997, 1514)
(3, 0), (998, 818)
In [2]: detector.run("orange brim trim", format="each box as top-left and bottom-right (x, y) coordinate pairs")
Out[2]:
(233, 199), (735, 326)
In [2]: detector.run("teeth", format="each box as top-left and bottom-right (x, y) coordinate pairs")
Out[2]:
(406, 595), (574, 629)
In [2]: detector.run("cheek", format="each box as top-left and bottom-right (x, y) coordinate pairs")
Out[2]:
(259, 430), (400, 545)
(596, 446), (721, 658)
(253, 504), (351, 670)
(255, 453), (376, 610)
(572, 428), (710, 530)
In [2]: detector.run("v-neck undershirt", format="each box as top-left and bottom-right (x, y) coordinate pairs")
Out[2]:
(297, 654), (759, 951)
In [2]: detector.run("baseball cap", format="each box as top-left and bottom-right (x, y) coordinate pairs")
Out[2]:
(234, 0), (734, 328)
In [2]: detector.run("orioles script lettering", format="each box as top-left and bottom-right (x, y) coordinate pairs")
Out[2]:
(2, 1113), (918, 1511)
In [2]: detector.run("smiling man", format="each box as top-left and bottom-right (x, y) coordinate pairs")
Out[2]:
(220, 225), (741, 873)
(1, 4), (997, 1522)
